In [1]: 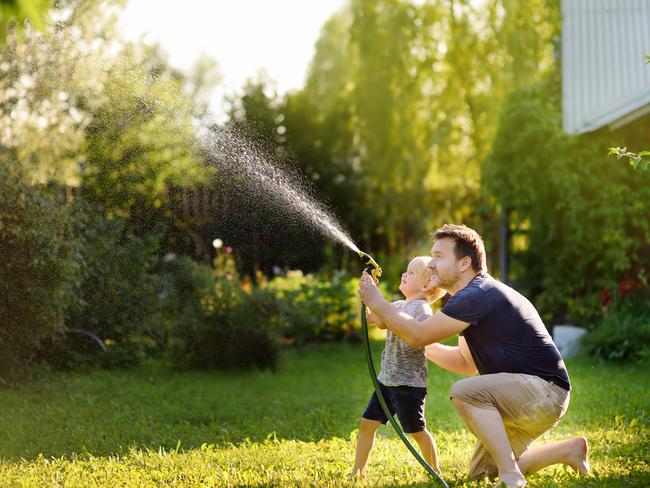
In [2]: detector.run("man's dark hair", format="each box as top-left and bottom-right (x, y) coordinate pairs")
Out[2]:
(433, 224), (487, 273)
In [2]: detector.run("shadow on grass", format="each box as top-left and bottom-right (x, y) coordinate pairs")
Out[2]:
(1, 341), (649, 488)
(0, 342), (466, 461)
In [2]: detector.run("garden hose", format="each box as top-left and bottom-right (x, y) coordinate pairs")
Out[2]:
(358, 251), (449, 487)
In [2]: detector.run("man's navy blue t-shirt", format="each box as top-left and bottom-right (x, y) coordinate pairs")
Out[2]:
(441, 273), (571, 391)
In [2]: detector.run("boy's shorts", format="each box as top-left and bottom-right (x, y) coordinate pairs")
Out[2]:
(449, 373), (570, 478)
(362, 382), (427, 433)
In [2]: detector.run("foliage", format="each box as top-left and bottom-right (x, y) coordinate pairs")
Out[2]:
(483, 76), (650, 324)
(1, 0), (210, 248)
(0, 0), (49, 44)
(262, 271), (362, 345)
(66, 198), (163, 344)
(583, 293), (650, 364)
(608, 146), (650, 171)
(0, 162), (80, 383)
(81, 53), (207, 232)
(167, 249), (279, 371)
(214, 0), (561, 275)
(213, 78), (328, 276)
(29, 197), (164, 372)
(0, 1), (123, 186)
(1, 348), (649, 486)
(609, 53), (650, 173)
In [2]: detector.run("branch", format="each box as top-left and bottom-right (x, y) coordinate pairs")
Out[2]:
(608, 147), (650, 171)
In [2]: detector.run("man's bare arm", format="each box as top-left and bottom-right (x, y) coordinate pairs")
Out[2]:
(365, 300), (468, 347)
(358, 270), (468, 346)
(425, 336), (477, 376)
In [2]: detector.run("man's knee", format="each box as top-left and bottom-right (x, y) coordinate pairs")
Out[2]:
(450, 396), (466, 413)
(449, 376), (496, 411)
(450, 378), (475, 412)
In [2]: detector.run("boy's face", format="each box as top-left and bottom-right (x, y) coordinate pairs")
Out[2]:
(399, 264), (426, 298)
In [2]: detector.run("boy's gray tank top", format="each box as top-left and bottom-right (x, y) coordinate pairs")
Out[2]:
(377, 299), (432, 388)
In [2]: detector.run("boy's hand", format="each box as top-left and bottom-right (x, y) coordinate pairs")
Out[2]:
(358, 270), (383, 308)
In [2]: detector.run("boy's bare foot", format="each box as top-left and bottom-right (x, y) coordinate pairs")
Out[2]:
(493, 471), (526, 488)
(568, 436), (590, 474)
(347, 468), (366, 480)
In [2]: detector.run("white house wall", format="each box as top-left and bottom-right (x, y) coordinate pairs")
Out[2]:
(562, 0), (650, 134)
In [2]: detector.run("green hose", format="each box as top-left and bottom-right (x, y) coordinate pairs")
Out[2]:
(358, 252), (448, 487)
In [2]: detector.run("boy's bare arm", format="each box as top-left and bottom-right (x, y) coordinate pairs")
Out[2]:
(358, 298), (386, 328)
(358, 271), (468, 347)
(366, 308), (386, 328)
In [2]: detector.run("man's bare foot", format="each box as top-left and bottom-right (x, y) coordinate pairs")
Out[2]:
(494, 471), (526, 488)
(568, 436), (590, 474)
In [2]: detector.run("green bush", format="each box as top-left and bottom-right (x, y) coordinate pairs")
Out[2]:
(262, 271), (362, 344)
(483, 76), (650, 325)
(28, 197), (164, 372)
(66, 199), (163, 345)
(169, 299), (278, 371)
(98, 339), (149, 369)
(154, 254), (214, 350)
(583, 295), (650, 364)
(167, 249), (279, 371)
(0, 162), (81, 383)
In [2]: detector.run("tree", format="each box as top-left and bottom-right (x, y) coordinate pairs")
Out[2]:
(0, 0), (49, 44)
(213, 76), (329, 275)
(0, 1), (119, 185)
(484, 77), (650, 324)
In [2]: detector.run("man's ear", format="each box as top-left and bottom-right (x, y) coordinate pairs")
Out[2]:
(459, 256), (472, 273)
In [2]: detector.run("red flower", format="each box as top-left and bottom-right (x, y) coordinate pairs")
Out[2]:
(598, 287), (612, 307)
(618, 277), (641, 296)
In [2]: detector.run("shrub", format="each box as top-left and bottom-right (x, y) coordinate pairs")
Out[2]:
(167, 249), (279, 371)
(66, 199), (163, 345)
(0, 162), (81, 383)
(262, 271), (363, 345)
(154, 254), (214, 350)
(583, 293), (650, 364)
(26, 197), (164, 372)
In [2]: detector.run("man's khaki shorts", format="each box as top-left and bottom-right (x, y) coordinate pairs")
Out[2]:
(449, 373), (570, 478)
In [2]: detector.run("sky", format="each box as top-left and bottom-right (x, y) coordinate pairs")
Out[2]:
(118, 0), (346, 118)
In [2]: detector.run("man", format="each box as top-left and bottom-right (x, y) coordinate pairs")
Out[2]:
(358, 224), (589, 488)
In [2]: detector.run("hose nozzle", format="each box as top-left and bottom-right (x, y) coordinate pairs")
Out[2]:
(358, 251), (382, 282)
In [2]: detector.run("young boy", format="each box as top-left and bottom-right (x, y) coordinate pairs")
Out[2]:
(349, 256), (445, 479)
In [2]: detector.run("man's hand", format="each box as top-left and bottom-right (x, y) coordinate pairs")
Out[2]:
(358, 270), (384, 308)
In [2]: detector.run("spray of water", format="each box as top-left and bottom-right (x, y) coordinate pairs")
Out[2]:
(202, 126), (361, 255)
(7, 15), (361, 258)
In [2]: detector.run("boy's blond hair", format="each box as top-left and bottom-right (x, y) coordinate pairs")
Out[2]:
(408, 256), (446, 303)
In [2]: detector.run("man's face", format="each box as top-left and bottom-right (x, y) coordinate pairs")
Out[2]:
(428, 237), (463, 289)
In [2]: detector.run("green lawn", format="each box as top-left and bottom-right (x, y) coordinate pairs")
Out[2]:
(1, 339), (648, 487)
